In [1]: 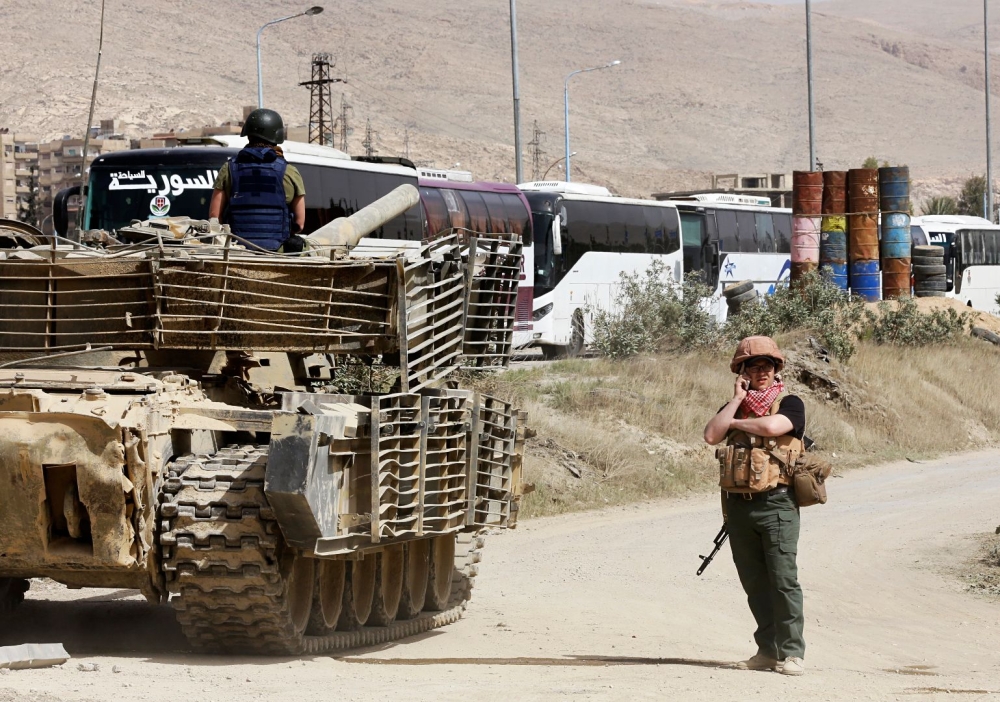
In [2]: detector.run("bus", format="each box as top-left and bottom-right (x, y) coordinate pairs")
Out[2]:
(914, 215), (1000, 313)
(79, 135), (424, 240)
(418, 178), (533, 332)
(517, 181), (683, 357)
(656, 193), (793, 320)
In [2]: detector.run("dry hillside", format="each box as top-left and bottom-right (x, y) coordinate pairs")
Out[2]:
(2, 0), (999, 198)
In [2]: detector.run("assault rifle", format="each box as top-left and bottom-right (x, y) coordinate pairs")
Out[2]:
(696, 524), (729, 576)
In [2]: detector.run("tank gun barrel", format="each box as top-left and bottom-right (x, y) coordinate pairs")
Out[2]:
(304, 184), (420, 249)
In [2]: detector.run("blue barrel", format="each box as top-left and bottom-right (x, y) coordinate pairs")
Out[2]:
(881, 212), (911, 261)
(881, 240), (911, 259)
(821, 229), (848, 261)
(878, 166), (910, 212)
(821, 262), (848, 290)
(850, 260), (881, 301)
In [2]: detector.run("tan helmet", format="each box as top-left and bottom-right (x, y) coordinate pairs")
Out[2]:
(730, 335), (784, 374)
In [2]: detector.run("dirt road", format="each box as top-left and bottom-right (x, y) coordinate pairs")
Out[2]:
(2, 451), (999, 701)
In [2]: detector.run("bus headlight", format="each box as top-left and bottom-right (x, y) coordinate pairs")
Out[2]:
(532, 303), (553, 322)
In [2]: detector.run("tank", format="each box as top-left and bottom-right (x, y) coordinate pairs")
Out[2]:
(0, 187), (528, 654)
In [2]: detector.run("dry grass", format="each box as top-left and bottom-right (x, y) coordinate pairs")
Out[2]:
(485, 337), (1000, 518)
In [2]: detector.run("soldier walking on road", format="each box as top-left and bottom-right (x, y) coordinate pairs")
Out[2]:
(703, 336), (807, 676)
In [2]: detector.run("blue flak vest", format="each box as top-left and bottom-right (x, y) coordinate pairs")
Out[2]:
(226, 146), (291, 251)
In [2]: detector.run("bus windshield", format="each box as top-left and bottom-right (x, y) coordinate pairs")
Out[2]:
(85, 164), (224, 231)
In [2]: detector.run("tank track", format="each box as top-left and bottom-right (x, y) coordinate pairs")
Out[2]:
(158, 444), (484, 655)
(0, 578), (29, 615)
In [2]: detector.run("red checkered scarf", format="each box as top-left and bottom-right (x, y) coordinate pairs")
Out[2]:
(740, 379), (785, 418)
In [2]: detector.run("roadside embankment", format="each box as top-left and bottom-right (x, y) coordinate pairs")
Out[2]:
(480, 334), (1000, 519)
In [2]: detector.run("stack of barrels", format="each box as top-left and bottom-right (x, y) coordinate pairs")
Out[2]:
(847, 168), (881, 301)
(912, 245), (947, 297)
(820, 171), (849, 290)
(878, 166), (912, 299)
(791, 171), (823, 285)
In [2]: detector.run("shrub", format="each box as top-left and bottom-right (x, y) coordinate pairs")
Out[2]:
(864, 298), (972, 346)
(589, 262), (720, 359)
(723, 271), (866, 361)
(922, 195), (958, 216)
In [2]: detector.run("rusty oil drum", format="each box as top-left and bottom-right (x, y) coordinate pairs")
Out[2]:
(793, 171), (824, 216)
(822, 171), (848, 215)
(848, 213), (879, 261)
(881, 257), (912, 299)
(848, 168), (879, 213)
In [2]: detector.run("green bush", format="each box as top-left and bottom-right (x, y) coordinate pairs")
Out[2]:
(864, 298), (972, 346)
(723, 271), (866, 361)
(589, 262), (720, 359)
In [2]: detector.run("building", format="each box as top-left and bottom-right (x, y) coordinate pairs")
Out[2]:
(0, 130), (40, 224)
(654, 172), (792, 208)
(37, 135), (128, 235)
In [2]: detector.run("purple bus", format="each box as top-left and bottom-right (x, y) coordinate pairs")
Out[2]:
(418, 178), (534, 336)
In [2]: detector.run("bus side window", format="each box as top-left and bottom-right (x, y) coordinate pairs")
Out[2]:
(441, 189), (470, 232)
(736, 211), (757, 252)
(621, 203), (646, 252)
(662, 206), (681, 254)
(500, 193), (532, 244)
(774, 213), (792, 253)
(464, 191), (490, 233)
(716, 209), (738, 251)
(562, 200), (600, 271)
(755, 212), (776, 253)
(421, 187), (450, 237)
(481, 192), (509, 233)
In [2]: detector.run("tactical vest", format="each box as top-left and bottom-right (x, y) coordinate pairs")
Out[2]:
(226, 146), (291, 251)
(717, 395), (804, 494)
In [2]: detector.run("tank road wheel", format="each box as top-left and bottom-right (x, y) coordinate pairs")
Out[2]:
(424, 534), (456, 611)
(0, 578), (29, 615)
(397, 539), (429, 620)
(307, 559), (346, 634)
(338, 557), (377, 630)
(158, 445), (318, 655)
(368, 545), (405, 626)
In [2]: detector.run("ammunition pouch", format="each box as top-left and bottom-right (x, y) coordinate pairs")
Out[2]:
(718, 394), (802, 494)
(791, 454), (832, 507)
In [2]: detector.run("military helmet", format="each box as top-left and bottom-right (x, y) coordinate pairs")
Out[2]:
(241, 108), (285, 145)
(730, 335), (784, 374)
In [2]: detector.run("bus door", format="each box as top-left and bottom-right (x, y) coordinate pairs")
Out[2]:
(680, 210), (715, 286)
(954, 229), (1000, 312)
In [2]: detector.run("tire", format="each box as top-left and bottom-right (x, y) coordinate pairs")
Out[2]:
(728, 289), (758, 305)
(913, 245), (945, 257)
(914, 274), (946, 284)
(424, 534), (456, 612)
(914, 291), (947, 298)
(915, 281), (948, 292)
(912, 264), (946, 276)
(972, 327), (1000, 346)
(912, 255), (944, 266)
(723, 280), (754, 298)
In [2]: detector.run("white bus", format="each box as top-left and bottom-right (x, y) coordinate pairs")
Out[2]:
(517, 181), (683, 358)
(657, 194), (794, 320)
(914, 215), (1000, 313)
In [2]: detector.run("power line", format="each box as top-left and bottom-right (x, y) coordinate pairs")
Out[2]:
(527, 120), (545, 181)
(299, 53), (344, 147)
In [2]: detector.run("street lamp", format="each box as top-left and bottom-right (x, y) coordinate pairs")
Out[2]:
(541, 152), (576, 180)
(256, 6), (324, 108)
(564, 60), (621, 183)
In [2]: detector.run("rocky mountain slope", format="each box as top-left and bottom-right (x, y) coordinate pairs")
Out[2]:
(1, 0), (997, 198)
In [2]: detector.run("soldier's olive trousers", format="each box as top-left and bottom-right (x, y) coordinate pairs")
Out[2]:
(726, 490), (805, 660)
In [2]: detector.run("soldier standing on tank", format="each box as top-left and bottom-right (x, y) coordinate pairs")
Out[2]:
(703, 336), (807, 676)
(209, 108), (307, 252)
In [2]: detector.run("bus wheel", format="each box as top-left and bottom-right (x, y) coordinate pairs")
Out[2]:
(540, 345), (561, 361)
(567, 310), (585, 357)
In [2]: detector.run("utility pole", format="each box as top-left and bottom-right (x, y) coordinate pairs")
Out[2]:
(362, 119), (377, 158)
(527, 120), (545, 180)
(338, 93), (352, 153)
(509, 0), (524, 183)
(806, 0), (817, 171)
(299, 53), (343, 147)
(987, 0), (995, 221)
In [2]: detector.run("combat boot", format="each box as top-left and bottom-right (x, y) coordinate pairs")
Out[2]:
(734, 653), (779, 671)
